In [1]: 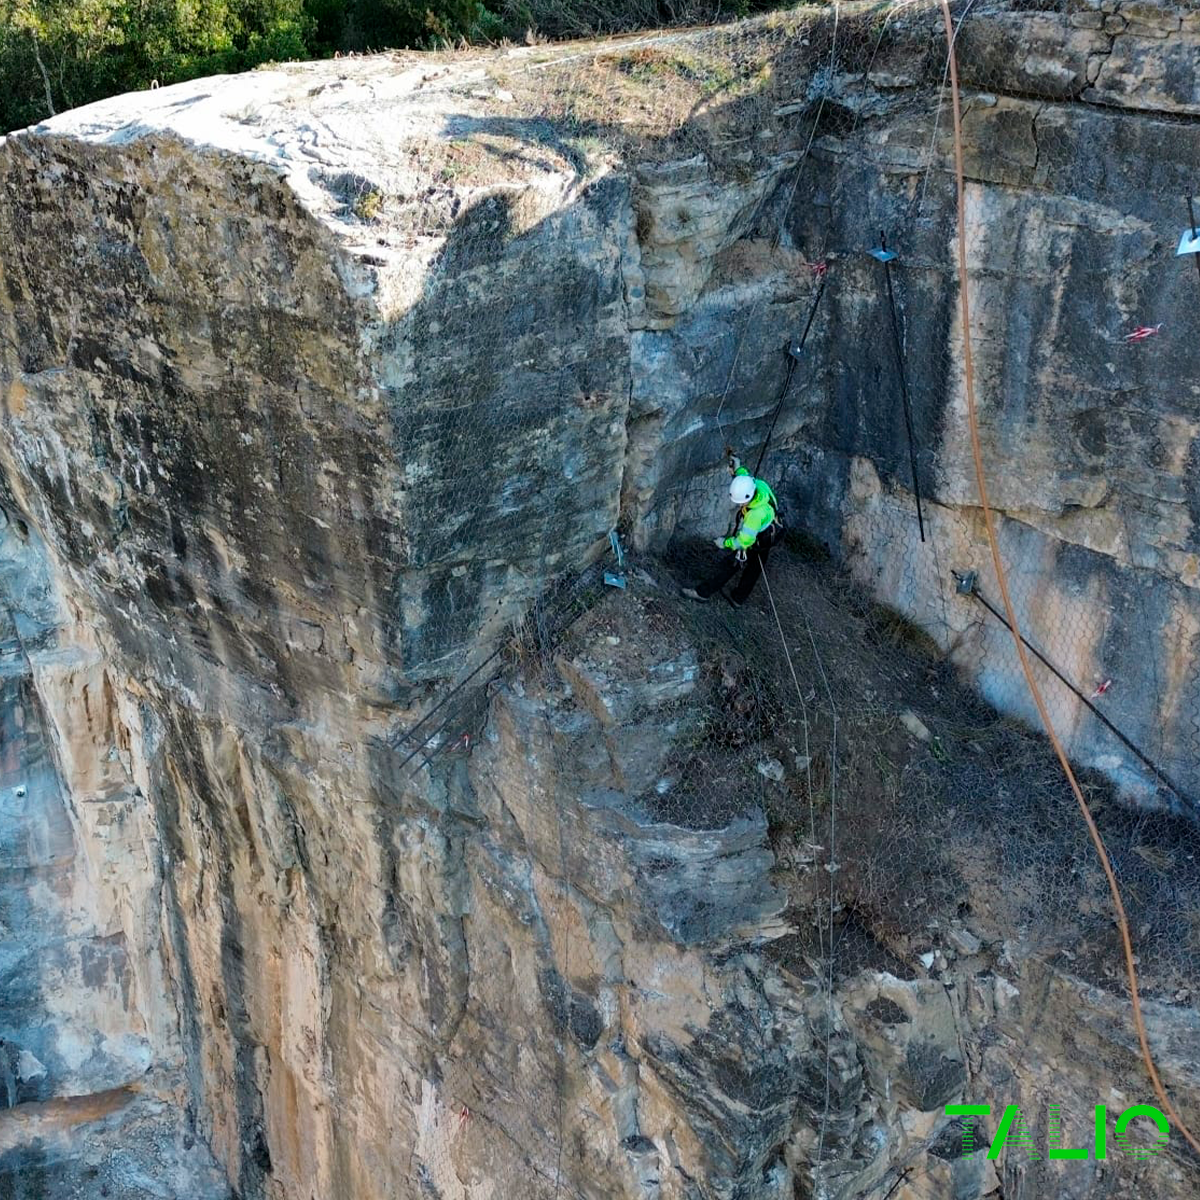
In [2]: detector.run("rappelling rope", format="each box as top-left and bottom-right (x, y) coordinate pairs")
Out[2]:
(912, 0), (981, 224)
(761, 564), (840, 1174)
(715, 0), (840, 443)
(817, 3), (957, 642)
(939, 0), (1200, 1157)
(752, 268), (829, 477)
(876, 231), (926, 542)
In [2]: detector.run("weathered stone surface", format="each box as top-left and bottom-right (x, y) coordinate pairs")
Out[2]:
(634, 155), (795, 327)
(632, 7), (1200, 804)
(0, 4), (1199, 1199)
(0, 521), (227, 1195)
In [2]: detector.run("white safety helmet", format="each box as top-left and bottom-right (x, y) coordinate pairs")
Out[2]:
(729, 475), (756, 506)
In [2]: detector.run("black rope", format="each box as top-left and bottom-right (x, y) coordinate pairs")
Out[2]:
(392, 563), (610, 780)
(1187, 196), (1200, 295)
(389, 644), (505, 761)
(411, 676), (503, 776)
(961, 576), (1193, 808)
(877, 1168), (911, 1200)
(752, 270), (828, 477)
(877, 233), (926, 542)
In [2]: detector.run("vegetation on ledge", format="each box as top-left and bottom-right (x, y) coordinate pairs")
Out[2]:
(0, 0), (802, 133)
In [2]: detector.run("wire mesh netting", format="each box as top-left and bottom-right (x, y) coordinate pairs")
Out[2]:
(356, 1), (1200, 1194)
(375, 0), (1197, 807)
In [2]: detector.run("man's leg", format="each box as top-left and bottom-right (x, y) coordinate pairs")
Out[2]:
(729, 529), (775, 604)
(693, 550), (741, 598)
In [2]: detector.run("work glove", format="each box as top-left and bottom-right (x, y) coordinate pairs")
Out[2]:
(728, 456), (741, 475)
(713, 537), (728, 550)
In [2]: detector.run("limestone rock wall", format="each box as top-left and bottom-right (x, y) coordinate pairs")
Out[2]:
(0, 494), (228, 1193)
(0, 44), (640, 1200)
(627, 1), (1200, 805)
(0, 3), (1198, 1199)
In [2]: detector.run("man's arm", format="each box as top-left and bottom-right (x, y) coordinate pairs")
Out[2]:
(724, 505), (769, 550)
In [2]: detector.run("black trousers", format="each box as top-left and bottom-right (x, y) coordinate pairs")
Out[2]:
(696, 524), (779, 602)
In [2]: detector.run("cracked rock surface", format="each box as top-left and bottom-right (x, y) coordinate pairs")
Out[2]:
(1, 2), (1199, 1198)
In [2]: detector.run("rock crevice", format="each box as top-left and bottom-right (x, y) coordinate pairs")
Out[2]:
(2, 3), (1200, 1197)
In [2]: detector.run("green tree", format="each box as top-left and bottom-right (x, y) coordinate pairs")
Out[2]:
(0, 0), (797, 134)
(303, 0), (486, 55)
(1, 0), (313, 132)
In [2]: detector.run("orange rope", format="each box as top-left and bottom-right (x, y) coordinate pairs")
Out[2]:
(939, 0), (1200, 1157)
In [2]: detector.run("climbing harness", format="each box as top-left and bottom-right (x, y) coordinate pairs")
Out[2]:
(871, 233), (926, 542)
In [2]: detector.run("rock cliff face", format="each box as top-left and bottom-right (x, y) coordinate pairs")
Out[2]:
(1, 2), (1199, 1199)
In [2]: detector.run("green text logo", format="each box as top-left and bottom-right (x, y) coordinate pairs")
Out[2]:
(945, 1103), (1169, 1162)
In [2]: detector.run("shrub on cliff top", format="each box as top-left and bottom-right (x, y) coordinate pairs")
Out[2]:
(486, 0), (787, 40)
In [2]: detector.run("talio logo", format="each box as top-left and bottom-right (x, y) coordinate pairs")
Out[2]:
(946, 1102), (1170, 1161)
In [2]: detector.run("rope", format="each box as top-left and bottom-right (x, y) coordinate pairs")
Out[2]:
(939, 0), (1200, 1158)
(762, 563), (839, 1174)
(751, 272), (828, 478)
(390, 563), (608, 783)
(389, 645), (505, 752)
(962, 579), (1193, 808)
(912, 0), (982, 224)
(878, 1167), (912, 1200)
(877, 232), (926, 542)
(815, 1), (894, 262)
(390, 668), (503, 779)
(715, 0), (840, 442)
(751, 353), (797, 479)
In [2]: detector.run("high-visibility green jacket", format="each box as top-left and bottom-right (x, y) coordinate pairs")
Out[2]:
(723, 468), (778, 550)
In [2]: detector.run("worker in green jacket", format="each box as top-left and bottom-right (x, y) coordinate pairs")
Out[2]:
(682, 462), (781, 606)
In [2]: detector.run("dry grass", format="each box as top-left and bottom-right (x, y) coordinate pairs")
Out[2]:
(656, 535), (1200, 1001)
